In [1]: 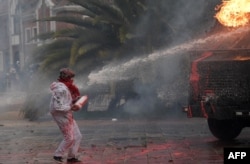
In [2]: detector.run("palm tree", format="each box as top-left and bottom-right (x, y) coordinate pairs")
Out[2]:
(34, 0), (217, 77)
(34, 0), (149, 77)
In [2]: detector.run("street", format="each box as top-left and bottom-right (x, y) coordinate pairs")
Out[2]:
(0, 111), (250, 164)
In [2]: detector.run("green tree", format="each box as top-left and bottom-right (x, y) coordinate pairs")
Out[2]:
(32, 0), (217, 77)
(35, 0), (149, 77)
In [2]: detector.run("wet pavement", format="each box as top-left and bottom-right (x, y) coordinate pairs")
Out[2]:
(1, 111), (250, 164)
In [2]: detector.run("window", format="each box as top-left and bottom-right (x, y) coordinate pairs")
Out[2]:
(25, 28), (31, 43)
(0, 51), (3, 71)
(13, 15), (20, 35)
(33, 27), (38, 42)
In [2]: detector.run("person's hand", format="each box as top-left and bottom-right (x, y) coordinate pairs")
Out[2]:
(72, 96), (80, 104)
(71, 104), (80, 111)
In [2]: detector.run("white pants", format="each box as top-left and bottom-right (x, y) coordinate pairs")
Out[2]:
(51, 111), (82, 158)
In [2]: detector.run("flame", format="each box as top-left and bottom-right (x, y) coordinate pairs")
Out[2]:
(215, 0), (250, 27)
(234, 55), (250, 60)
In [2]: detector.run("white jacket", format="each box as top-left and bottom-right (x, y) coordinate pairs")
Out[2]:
(50, 81), (72, 112)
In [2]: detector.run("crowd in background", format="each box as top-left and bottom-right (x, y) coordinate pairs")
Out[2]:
(0, 62), (38, 92)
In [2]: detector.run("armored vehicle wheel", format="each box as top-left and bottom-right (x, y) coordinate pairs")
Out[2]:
(207, 118), (242, 140)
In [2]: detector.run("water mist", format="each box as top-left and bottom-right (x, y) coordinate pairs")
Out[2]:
(86, 27), (249, 116)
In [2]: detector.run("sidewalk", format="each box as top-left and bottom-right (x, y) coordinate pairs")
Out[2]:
(0, 113), (231, 164)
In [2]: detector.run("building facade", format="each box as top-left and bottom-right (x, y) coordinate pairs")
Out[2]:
(0, 0), (10, 76)
(0, 0), (113, 91)
(0, 0), (70, 91)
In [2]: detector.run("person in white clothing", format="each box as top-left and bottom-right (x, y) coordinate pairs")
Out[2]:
(50, 68), (82, 163)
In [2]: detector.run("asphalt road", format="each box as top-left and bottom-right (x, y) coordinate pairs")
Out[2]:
(0, 112), (250, 164)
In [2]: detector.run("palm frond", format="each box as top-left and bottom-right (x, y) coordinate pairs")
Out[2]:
(36, 31), (55, 40)
(55, 5), (96, 18)
(36, 0), (153, 75)
(69, 38), (102, 66)
(114, 0), (146, 24)
(78, 44), (101, 56)
(40, 50), (70, 72)
(39, 16), (97, 29)
(69, 0), (103, 16)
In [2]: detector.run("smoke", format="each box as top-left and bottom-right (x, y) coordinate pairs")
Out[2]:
(87, 43), (190, 116)
(88, 24), (243, 85)
(87, 22), (250, 117)
(0, 0), (224, 120)
(88, 40), (194, 84)
(143, 0), (216, 45)
(122, 52), (186, 116)
(167, 0), (209, 38)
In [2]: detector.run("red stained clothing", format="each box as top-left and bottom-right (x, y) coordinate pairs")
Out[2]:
(58, 79), (80, 103)
(49, 80), (82, 159)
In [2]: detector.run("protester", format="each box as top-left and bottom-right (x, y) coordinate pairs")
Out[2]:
(49, 68), (82, 163)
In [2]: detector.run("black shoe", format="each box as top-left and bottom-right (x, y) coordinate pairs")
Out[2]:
(53, 156), (63, 163)
(67, 158), (81, 162)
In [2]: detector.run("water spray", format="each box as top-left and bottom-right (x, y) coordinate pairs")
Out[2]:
(87, 26), (249, 86)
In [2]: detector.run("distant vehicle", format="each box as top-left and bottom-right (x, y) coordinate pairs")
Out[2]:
(185, 49), (250, 140)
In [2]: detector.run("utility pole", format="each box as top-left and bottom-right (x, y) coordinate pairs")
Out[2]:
(18, 1), (25, 70)
(7, 0), (13, 68)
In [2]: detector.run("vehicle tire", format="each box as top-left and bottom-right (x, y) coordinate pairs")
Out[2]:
(207, 118), (242, 140)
